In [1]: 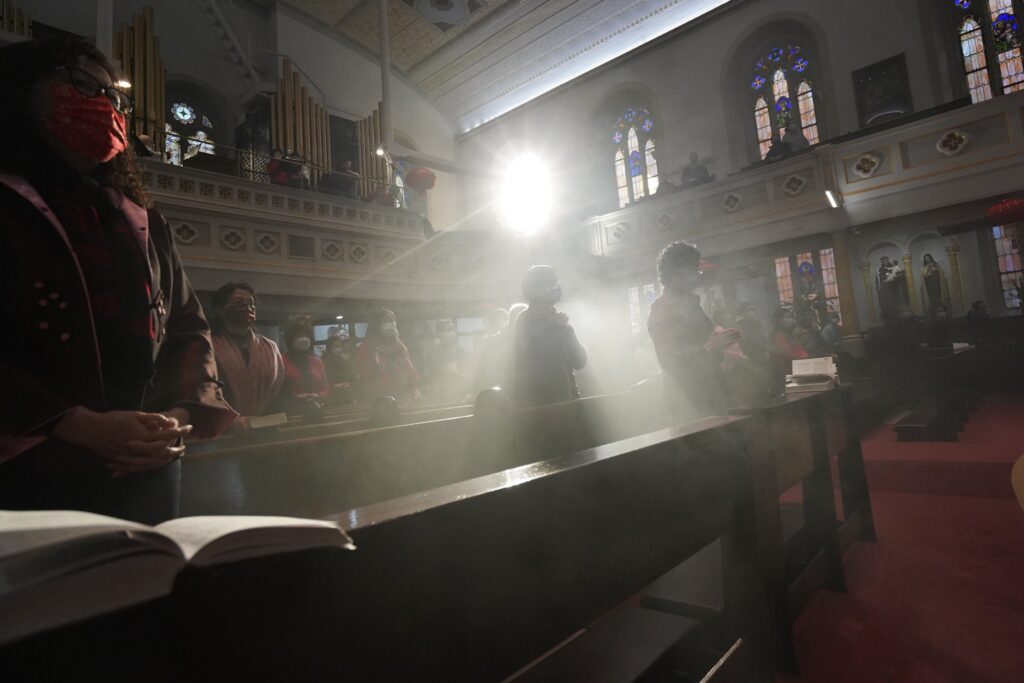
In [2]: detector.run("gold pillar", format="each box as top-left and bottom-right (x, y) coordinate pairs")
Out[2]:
(902, 254), (920, 315)
(832, 234), (862, 333)
(946, 244), (966, 314)
(860, 261), (877, 323)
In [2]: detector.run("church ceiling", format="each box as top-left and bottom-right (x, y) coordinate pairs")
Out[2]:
(278, 0), (734, 134)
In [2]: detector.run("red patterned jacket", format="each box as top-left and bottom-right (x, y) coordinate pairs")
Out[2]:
(0, 173), (235, 465)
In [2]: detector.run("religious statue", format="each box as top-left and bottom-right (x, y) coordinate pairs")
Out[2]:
(876, 255), (909, 323)
(919, 253), (951, 318)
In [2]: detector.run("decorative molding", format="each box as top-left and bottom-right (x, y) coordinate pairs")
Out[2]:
(428, 250), (449, 271)
(853, 152), (882, 178)
(322, 240), (343, 261)
(174, 222), (199, 245)
(782, 174), (807, 196)
(721, 192), (743, 213)
(350, 243), (369, 264)
(219, 228), (246, 251)
(606, 222), (630, 244)
(936, 130), (969, 157)
(255, 231), (280, 255)
(657, 212), (674, 231)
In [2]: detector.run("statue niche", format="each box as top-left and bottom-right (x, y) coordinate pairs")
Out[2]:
(920, 253), (951, 318)
(875, 255), (909, 323)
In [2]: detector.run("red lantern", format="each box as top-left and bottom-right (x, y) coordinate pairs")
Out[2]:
(698, 259), (718, 279)
(986, 198), (1024, 225)
(405, 167), (436, 192)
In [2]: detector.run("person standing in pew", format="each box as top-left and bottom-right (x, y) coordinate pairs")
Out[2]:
(0, 39), (235, 523)
(513, 266), (588, 406)
(354, 308), (420, 402)
(210, 281), (287, 428)
(648, 242), (741, 420)
(281, 316), (331, 409)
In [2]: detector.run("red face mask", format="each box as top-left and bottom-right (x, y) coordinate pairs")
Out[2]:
(44, 82), (128, 164)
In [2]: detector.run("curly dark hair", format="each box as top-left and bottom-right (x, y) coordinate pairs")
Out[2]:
(656, 241), (701, 285)
(0, 38), (149, 206)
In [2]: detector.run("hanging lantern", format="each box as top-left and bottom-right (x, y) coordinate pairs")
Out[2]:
(405, 167), (436, 192)
(698, 259), (719, 279)
(986, 198), (1024, 225)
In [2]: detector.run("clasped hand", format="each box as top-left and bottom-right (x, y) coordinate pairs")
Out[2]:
(52, 407), (192, 477)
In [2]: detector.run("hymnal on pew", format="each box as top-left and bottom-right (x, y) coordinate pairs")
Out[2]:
(785, 357), (838, 394)
(0, 510), (355, 644)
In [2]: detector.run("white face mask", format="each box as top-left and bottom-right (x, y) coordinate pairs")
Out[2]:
(292, 337), (311, 352)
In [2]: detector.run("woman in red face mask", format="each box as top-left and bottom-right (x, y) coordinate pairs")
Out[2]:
(0, 39), (235, 523)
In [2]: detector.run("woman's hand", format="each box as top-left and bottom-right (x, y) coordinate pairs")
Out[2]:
(52, 407), (191, 476)
(704, 328), (742, 354)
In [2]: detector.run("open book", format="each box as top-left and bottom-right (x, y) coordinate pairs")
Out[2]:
(0, 510), (355, 645)
(786, 356), (838, 394)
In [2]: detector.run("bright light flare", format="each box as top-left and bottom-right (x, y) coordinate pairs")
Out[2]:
(496, 152), (553, 236)
(825, 190), (839, 209)
(116, 79), (132, 89)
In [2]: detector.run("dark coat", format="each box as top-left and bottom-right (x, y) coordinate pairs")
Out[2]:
(0, 173), (235, 464)
(513, 307), (587, 407)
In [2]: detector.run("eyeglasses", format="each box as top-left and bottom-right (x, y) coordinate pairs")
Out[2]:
(57, 66), (134, 115)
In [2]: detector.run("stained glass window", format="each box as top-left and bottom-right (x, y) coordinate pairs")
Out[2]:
(612, 107), (657, 208)
(989, 0), (1024, 91)
(164, 123), (181, 165)
(992, 224), (1022, 308)
(750, 44), (818, 159)
(960, 17), (994, 102)
(775, 256), (795, 304)
(614, 150), (629, 209)
(797, 81), (820, 145)
(955, 0), (1024, 98)
(772, 69), (790, 135)
(818, 247), (843, 322)
(644, 139), (659, 196)
(755, 97), (772, 159)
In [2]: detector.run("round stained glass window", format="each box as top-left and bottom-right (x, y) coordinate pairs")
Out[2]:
(172, 102), (196, 124)
(752, 74), (767, 90)
(954, 0), (971, 9)
(793, 57), (809, 73)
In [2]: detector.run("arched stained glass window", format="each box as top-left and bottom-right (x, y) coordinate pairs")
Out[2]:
(772, 70), (790, 135)
(953, 0), (1024, 99)
(611, 107), (657, 208)
(644, 139), (659, 196)
(754, 97), (772, 159)
(796, 81), (819, 144)
(960, 17), (994, 102)
(749, 44), (818, 159)
(614, 150), (629, 208)
(989, 0), (1024, 92)
(627, 127), (645, 202)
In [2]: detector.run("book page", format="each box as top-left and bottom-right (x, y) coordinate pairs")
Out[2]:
(155, 516), (355, 565)
(0, 510), (155, 561)
(791, 357), (835, 378)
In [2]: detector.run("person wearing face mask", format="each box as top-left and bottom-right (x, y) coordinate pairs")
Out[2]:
(210, 282), (287, 425)
(513, 266), (588, 407)
(0, 39), (234, 523)
(354, 308), (420, 402)
(648, 242), (740, 420)
(281, 317), (330, 404)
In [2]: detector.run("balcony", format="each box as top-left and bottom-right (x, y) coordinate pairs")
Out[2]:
(142, 160), (505, 301)
(577, 92), (1024, 265)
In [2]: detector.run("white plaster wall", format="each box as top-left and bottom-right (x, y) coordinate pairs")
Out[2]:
(274, 7), (458, 231)
(457, 0), (943, 225)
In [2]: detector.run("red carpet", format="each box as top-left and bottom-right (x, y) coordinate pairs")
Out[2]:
(780, 395), (1024, 682)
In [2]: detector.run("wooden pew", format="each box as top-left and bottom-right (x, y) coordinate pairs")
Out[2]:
(1, 416), (777, 682)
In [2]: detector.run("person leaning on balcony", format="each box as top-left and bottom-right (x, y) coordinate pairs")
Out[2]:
(0, 38), (235, 524)
(209, 281), (287, 427)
